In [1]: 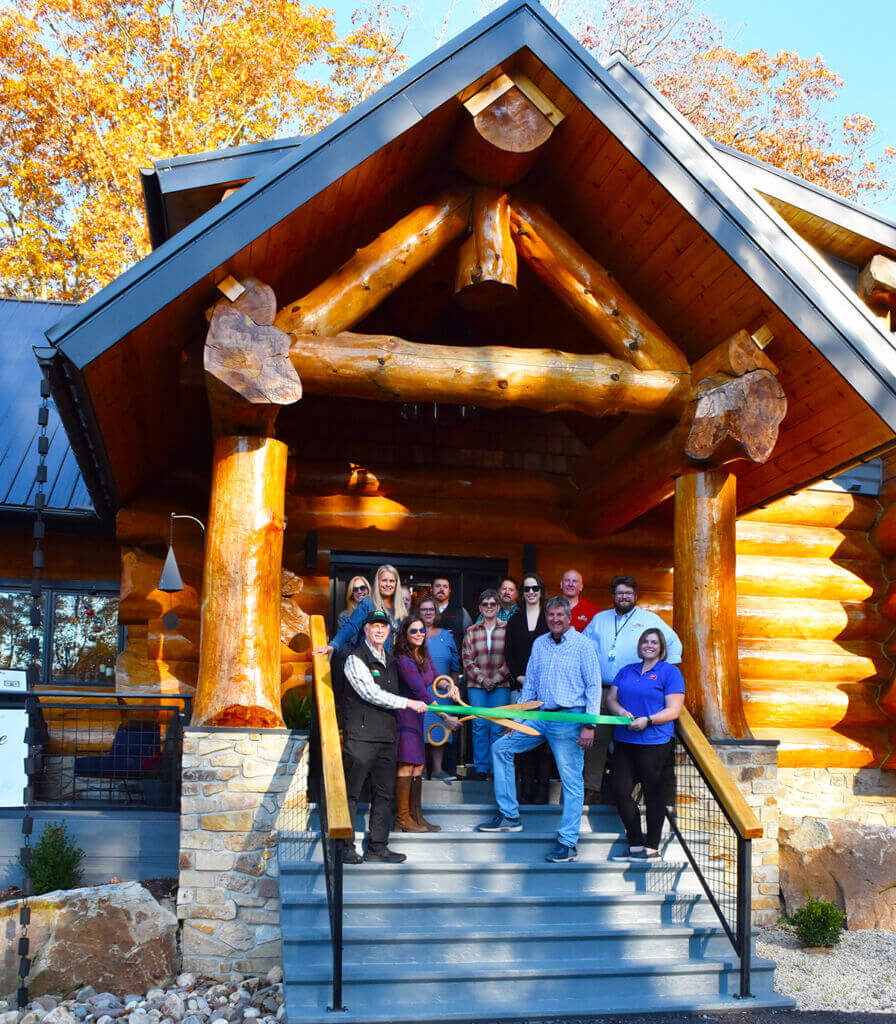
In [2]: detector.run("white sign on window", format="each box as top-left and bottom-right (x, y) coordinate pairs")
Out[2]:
(0, 709), (27, 807)
(0, 668), (27, 693)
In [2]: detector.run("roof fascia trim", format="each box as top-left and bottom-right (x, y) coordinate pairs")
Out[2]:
(46, 0), (540, 364)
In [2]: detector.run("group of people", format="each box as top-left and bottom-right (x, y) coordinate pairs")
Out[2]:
(316, 565), (685, 866)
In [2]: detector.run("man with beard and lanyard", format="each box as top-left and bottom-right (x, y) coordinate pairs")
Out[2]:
(581, 575), (682, 803)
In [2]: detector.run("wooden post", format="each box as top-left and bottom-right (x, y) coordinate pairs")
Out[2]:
(194, 435), (288, 728)
(673, 469), (752, 740)
(454, 188), (518, 308)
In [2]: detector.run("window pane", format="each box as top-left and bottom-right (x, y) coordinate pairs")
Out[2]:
(0, 591), (31, 670)
(51, 593), (118, 682)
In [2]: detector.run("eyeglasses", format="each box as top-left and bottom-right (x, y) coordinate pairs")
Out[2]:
(480, 601), (498, 608)
(408, 626), (426, 635)
(615, 590), (636, 598)
(522, 585), (541, 592)
(352, 584), (368, 593)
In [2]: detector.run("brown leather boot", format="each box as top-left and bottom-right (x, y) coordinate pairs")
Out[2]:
(396, 775), (426, 832)
(411, 775), (440, 832)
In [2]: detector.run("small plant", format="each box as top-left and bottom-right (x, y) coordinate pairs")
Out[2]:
(791, 895), (845, 948)
(22, 822), (85, 895)
(282, 691), (312, 731)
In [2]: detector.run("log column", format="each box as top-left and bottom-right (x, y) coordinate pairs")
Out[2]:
(194, 435), (288, 727)
(673, 469), (752, 740)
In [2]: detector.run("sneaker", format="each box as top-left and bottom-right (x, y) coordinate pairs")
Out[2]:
(546, 842), (577, 862)
(364, 845), (407, 863)
(430, 770), (456, 782)
(477, 814), (523, 832)
(466, 769), (490, 782)
(340, 842), (363, 865)
(611, 849), (647, 862)
(643, 849), (663, 862)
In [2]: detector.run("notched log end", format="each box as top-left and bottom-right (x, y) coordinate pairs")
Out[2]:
(205, 304), (302, 407)
(685, 370), (787, 464)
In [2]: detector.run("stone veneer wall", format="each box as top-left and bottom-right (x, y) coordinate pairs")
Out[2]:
(177, 728), (309, 977)
(777, 767), (896, 828)
(711, 742), (780, 928)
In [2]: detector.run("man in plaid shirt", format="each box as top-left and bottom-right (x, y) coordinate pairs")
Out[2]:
(478, 595), (602, 862)
(462, 588), (511, 780)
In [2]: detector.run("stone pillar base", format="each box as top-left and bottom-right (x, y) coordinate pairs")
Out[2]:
(177, 728), (308, 976)
(712, 740), (780, 928)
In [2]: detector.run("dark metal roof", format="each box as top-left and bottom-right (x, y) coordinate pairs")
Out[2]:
(0, 299), (94, 517)
(42, 0), (896, 513)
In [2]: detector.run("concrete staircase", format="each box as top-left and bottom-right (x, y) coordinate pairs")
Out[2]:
(279, 779), (789, 1023)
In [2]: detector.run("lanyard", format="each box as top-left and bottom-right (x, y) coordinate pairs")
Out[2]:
(613, 609), (636, 640)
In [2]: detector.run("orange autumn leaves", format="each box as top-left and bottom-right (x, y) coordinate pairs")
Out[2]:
(0, 0), (406, 300)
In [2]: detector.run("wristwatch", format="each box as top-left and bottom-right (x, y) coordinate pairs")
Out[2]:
(646, 715), (654, 727)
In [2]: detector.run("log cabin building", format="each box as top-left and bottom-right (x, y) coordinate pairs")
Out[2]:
(3, 0), (896, 1003)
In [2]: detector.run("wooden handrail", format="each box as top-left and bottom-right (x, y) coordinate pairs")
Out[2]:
(310, 616), (353, 839)
(676, 707), (763, 840)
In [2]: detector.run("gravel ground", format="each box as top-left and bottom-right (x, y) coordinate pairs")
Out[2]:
(756, 925), (896, 1013)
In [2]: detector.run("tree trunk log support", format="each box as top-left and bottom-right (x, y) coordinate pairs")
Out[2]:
(454, 188), (518, 308)
(194, 435), (287, 728)
(456, 74), (559, 186)
(691, 329), (778, 381)
(674, 470), (752, 740)
(508, 198), (690, 373)
(275, 189), (472, 338)
(857, 254), (896, 331)
(289, 331), (690, 417)
(569, 369), (787, 536)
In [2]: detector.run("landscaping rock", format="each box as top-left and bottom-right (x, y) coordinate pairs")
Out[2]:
(41, 1009), (76, 1024)
(779, 816), (896, 929)
(0, 882), (177, 1000)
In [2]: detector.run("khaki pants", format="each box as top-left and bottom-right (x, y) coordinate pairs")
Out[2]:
(582, 686), (613, 791)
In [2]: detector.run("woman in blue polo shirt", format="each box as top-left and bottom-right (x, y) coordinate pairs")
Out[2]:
(607, 627), (685, 861)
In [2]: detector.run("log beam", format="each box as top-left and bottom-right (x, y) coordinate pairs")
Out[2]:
(691, 329), (778, 381)
(857, 254), (896, 309)
(508, 198), (690, 373)
(568, 370), (787, 536)
(456, 75), (559, 186)
(194, 435), (288, 728)
(674, 470), (752, 740)
(275, 189), (472, 337)
(454, 188), (518, 308)
(288, 331), (691, 417)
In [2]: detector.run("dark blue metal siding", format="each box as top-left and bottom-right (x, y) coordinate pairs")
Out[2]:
(0, 298), (93, 514)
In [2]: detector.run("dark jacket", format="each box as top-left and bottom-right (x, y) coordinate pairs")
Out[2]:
(343, 640), (401, 743)
(504, 607), (549, 681)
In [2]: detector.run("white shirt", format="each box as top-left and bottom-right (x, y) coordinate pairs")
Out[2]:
(582, 606), (682, 684)
(484, 623), (495, 653)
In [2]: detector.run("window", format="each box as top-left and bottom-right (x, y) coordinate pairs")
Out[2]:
(0, 581), (121, 685)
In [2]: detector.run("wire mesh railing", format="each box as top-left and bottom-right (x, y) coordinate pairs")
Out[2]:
(665, 716), (757, 998)
(24, 691), (191, 810)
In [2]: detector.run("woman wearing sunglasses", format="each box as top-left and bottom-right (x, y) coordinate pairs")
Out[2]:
(322, 564), (409, 655)
(393, 615), (443, 832)
(504, 573), (552, 803)
(338, 575), (371, 631)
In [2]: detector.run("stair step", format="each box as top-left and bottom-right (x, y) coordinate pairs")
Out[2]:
(280, 857), (699, 895)
(285, 921), (736, 965)
(283, 955), (788, 1022)
(280, 889), (718, 930)
(308, 802), (626, 830)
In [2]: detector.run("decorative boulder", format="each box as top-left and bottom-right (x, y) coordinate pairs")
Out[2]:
(0, 881), (177, 998)
(779, 817), (896, 930)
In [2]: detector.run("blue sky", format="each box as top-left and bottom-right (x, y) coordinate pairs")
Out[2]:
(331, 0), (896, 219)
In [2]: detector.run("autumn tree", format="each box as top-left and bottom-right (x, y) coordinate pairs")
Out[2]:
(0, 0), (407, 300)
(579, 0), (892, 202)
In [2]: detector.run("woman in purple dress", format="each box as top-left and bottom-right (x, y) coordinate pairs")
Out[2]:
(394, 615), (441, 832)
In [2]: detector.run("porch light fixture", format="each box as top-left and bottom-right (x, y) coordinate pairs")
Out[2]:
(158, 513), (206, 593)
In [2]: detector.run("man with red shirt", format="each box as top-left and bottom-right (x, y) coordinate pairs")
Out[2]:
(560, 569), (599, 632)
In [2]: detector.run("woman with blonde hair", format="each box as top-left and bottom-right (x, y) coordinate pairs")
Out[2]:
(321, 564), (408, 654)
(338, 575), (371, 631)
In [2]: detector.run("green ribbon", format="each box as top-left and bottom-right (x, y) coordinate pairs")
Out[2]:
(427, 704), (631, 726)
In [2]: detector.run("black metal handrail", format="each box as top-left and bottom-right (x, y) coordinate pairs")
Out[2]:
(665, 711), (761, 998)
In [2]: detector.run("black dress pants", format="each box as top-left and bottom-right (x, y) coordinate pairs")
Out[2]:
(342, 736), (397, 847)
(611, 739), (675, 850)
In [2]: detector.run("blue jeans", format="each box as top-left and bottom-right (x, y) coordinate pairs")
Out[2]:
(492, 718), (585, 848)
(468, 686), (511, 772)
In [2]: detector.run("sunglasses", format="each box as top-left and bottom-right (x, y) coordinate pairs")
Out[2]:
(522, 585), (541, 592)
(352, 584), (369, 593)
(408, 626), (426, 635)
(480, 601), (498, 608)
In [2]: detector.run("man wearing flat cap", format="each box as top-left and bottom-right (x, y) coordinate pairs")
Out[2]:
(342, 610), (428, 863)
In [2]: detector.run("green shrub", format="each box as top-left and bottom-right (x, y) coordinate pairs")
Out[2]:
(22, 822), (85, 895)
(791, 895), (846, 947)
(282, 691), (312, 731)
